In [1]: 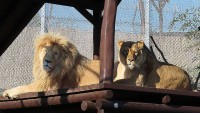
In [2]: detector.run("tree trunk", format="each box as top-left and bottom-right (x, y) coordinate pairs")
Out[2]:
(150, 0), (170, 33)
(158, 10), (163, 33)
(138, 0), (145, 34)
(132, 2), (138, 33)
(158, 0), (163, 33)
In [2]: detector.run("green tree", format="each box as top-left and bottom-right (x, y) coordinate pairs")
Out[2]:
(169, 7), (200, 33)
(170, 7), (200, 89)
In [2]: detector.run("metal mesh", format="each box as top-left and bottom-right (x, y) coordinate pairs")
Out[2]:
(149, 0), (200, 88)
(0, 0), (200, 93)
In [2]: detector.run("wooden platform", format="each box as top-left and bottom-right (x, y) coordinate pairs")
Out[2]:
(0, 83), (200, 113)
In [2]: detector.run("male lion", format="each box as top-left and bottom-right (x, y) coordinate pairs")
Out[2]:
(3, 33), (100, 98)
(114, 40), (192, 90)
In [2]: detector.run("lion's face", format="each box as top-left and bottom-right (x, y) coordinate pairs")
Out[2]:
(39, 44), (61, 72)
(33, 33), (79, 78)
(118, 40), (146, 70)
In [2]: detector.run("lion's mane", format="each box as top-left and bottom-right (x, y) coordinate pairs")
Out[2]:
(33, 33), (88, 90)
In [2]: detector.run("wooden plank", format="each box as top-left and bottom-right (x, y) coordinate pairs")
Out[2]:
(96, 99), (200, 113)
(3, 103), (82, 113)
(0, 84), (106, 101)
(0, 90), (113, 109)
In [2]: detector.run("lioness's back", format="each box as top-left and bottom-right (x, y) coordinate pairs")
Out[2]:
(146, 62), (192, 90)
(115, 40), (192, 91)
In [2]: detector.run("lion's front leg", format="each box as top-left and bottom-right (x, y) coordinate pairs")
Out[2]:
(3, 86), (26, 99)
(2, 83), (42, 99)
(135, 74), (145, 87)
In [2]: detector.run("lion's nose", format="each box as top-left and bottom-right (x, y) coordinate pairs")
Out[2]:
(128, 58), (134, 62)
(45, 60), (52, 63)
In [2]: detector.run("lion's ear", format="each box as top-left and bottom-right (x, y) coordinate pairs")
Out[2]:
(118, 40), (124, 49)
(137, 40), (144, 49)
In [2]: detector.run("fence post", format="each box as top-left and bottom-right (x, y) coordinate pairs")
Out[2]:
(144, 0), (150, 48)
(41, 4), (48, 34)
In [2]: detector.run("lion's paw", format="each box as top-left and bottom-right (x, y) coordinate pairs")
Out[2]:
(2, 89), (18, 99)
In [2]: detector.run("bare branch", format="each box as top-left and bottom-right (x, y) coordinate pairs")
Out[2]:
(138, 0), (145, 33)
(132, 2), (138, 32)
(150, 36), (169, 63)
(162, 0), (170, 8)
(150, 0), (159, 12)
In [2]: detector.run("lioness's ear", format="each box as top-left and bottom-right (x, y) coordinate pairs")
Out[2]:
(137, 40), (144, 49)
(118, 40), (124, 49)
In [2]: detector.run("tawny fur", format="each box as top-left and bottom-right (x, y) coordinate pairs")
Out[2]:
(3, 33), (100, 98)
(114, 40), (192, 91)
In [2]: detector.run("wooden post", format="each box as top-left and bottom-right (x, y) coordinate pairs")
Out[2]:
(100, 0), (118, 83)
(93, 9), (102, 60)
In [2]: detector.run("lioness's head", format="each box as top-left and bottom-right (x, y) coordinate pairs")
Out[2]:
(33, 33), (78, 74)
(118, 40), (146, 70)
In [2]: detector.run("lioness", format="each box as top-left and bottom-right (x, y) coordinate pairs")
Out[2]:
(114, 40), (192, 90)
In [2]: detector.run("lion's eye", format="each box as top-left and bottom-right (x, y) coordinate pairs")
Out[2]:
(54, 52), (59, 55)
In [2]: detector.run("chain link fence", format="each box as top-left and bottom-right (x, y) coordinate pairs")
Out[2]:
(0, 0), (199, 93)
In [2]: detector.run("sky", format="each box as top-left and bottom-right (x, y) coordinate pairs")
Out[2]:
(41, 0), (200, 33)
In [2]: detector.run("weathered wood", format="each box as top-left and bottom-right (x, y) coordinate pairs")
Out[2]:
(0, 83), (200, 113)
(81, 101), (97, 112)
(93, 9), (102, 60)
(0, 84), (107, 101)
(2, 83), (198, 106)
(0, 90), (113, 109)
(75, 7), (94, 24)
(3, 103), (82, 113)
(96, 99), (200, 113)
(100, 0), (118, 83)
(97, 109), (104, 113)
(103, 84), (200, 106)
(162, 95), (171, 104)
(0, 1), (44, 56)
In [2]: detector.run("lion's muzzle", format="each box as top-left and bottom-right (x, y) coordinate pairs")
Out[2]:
(43, 59), (53, 72)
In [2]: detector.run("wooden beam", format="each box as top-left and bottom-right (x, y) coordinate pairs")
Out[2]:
(0, 1), (44, 56)
(96, 99), (200, 113)
(0, 90), (113, 109)
(93, 9), (102, 60)
(100, 0), (118, 83)
(4, 103), (83, 113)
(45, 0), (105, 10)
(75, 7), (94, 25)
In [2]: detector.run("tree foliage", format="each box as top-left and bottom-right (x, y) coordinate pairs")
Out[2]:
(169, 7), (200, 32)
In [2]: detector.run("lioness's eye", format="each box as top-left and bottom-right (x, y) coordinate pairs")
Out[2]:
(135, 52), (138, 56)
(123, 50), (127, 55)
